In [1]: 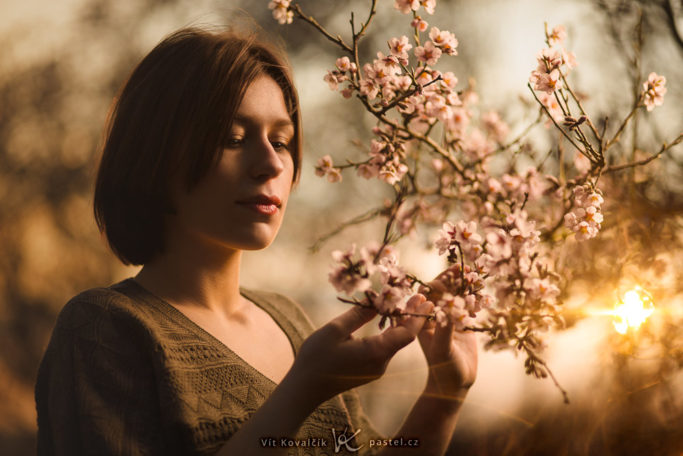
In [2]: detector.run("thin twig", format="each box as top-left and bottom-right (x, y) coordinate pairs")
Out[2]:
(495, 111), (543, 153)
(559, 72), (602, 145)
(292, 4), (353, 54)
(309, 207), (384, 252)
(527, 84), (585, 155)
(603, 133), (682, 173)
(527, 349), (570, 404)
(604, 94), (644, 150)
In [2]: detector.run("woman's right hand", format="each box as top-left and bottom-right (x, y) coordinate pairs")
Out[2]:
(289, 295), (433, 403)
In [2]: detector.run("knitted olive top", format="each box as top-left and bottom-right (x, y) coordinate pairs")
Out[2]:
(35, 278), (384, 455)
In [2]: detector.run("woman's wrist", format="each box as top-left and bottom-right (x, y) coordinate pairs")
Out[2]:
(422, 373), (470, 414)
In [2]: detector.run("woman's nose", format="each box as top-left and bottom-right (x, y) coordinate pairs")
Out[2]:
(249, 136), (285, 180)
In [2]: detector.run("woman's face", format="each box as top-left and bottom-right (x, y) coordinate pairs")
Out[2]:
(170, 75), (296, 252)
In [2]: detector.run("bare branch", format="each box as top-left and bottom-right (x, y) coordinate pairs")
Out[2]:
(292, 4), (353, 54)
(603, 133), (683, 173)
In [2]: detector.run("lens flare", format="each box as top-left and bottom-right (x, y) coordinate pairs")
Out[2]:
(612, 286), (654, 334)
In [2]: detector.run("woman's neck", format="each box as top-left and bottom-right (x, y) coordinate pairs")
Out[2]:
(134, 231), (246, 319)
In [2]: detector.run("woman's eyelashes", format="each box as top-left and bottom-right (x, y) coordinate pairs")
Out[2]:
(270, 138), (291, 151)
(226, 136), (244, 148)
(225, 134), (291, 152)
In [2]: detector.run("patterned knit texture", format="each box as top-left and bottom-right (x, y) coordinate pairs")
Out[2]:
(35, 279), (384, 455)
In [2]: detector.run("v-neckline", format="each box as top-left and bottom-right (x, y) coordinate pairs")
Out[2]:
(120, 278), (297, 386)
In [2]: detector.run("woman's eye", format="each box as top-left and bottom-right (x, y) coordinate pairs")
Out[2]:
(271, 140), (290, 151)
(226, 137), (244, 147)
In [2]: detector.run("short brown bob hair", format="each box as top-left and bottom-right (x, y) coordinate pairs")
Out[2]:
(94, 27), (302, 266)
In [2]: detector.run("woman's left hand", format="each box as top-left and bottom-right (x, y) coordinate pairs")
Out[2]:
(416, 296), (478, 402)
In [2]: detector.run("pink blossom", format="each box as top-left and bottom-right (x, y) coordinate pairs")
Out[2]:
(420, 0), (436, 14)
(440, 71), (458, 89)
(357, 163), (378, 179)
(335, 56), (356, 73)
(455, 220), (482, 245)
(411, 16), (429, 32)
(415, 68), (434, 86)
(538, 91), (563, 122)
(573, 153), (591, 173)
(429, 27), (458, 56)
(314, 155), (342, 183)
(485, 229), (512, 260)
(501, 174), (521, 194)
(481, 111), (509, 143)
(533, 69), (562, 94)
(373, 285), (405, 314)
(328, 245), (371, 294)
(434, 297), (470, 329)
(547, 25), (566, 46)
(323, 71), (342, 90)
(536, 48), (563, 72)
(360, 78), (379, 100)
(394, 0), (420, 14)
(394, 75), (412, 92)
(268, 0), (293, 25)
(435, 222), (455, 254)
(527, 277), (560, 302)
(486, 177), (503, 195)
(388, 36), (413, 63)
(425, 94), (452, 121)
(414, 41), (442, 65)
(375, 52), (401, 75)
(574, 221), (599, 241)
(378, 160), (409, 185)
(642, 72), (666, 111)
(447, 107), (470, 135)
(564, 185), (604, 240)
(561, 49), (577, 69)
(461, 129), (493, 160)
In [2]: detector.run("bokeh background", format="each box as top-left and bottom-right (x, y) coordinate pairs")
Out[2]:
(1, 0), (682, 454)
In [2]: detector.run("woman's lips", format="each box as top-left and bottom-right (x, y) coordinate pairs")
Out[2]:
(236, 194), (282, 215)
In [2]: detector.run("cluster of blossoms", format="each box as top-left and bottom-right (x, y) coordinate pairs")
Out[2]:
(358, 127), (409, 184)
(313, 8), (464, 186)
(432, 221), (492, 328)
(314, 155), (342, 183)
(563, 185), (604, 241)
(394, 0), (436, 15)
(528, 25), (578, 122)
(268, 0), (678, 400)
(328, 243), (413, 316)
(529, 25), (577, 94)
(431, 211), (560, 329)
(642, 72), (667, 111)
(268, 0), (293, 25)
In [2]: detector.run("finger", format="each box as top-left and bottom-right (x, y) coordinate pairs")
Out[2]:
(433, 312), (456, 348)
(367, 325), (416, 358)
(324, 305), (377, 339)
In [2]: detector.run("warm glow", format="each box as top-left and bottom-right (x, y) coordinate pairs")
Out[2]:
(612, 286), (654, 334)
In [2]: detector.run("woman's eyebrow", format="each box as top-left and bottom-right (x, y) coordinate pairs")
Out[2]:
(232, 114), (294, 130)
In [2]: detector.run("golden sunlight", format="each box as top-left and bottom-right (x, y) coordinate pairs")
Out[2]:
(611, 286), (654, 334)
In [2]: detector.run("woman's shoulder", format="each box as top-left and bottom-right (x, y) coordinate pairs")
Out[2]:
(51, 278), (178, 347)
(55, 279), (146, 327)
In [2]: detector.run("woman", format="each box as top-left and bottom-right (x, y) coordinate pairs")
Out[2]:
(35, 27), (477, 456)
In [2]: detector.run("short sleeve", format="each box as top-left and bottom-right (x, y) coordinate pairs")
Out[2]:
(35, 295), (172, 456)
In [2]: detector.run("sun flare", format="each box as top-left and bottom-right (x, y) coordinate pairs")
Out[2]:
(612, 286), (654, 334)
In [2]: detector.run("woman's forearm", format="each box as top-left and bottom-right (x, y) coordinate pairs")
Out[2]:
(216, 368), (322, 455)
(379, 379), (468, 456)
